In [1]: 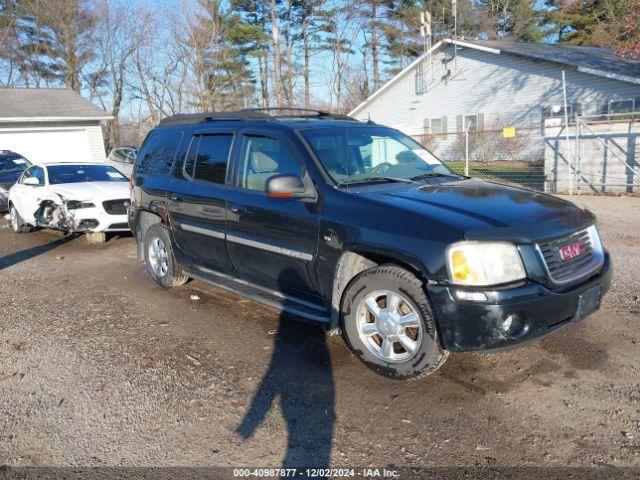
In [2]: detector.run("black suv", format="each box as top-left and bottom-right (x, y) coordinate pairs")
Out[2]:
(0, 150), (31, 212)
(129, 109), (611, 379)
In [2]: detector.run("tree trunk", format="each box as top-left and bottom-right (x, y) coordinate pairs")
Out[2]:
(371, 2), (380, 91)
(270, 0), (283, 106)
(302, 15), (310, 108)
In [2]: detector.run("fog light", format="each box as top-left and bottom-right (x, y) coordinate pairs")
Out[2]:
(455, 290), (488, 302)
(498, 313), (526, 336)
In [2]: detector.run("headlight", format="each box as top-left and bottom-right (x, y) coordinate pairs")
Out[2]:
(446, 241), (526, 286)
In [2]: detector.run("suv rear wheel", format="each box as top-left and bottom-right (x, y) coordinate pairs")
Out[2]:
(9, 205), (31, 233)
(341, 265), (448, 379)
(144, 223), (189, 287)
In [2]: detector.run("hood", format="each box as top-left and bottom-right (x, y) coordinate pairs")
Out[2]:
(50, 181), (130, 201)
(0, 171), (22, 188)
(358, 178), (594, 242)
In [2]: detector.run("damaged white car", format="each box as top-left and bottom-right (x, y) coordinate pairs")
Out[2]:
(8, 163), (130, 236)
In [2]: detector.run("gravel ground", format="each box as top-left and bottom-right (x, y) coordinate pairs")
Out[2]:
(0, 195), (639, 477)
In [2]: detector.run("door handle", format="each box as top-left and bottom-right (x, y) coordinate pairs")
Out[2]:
(170, 193), (183, 202)
(230, 204), (245, 214)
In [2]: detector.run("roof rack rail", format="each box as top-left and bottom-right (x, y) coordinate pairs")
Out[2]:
(240, 107), (357, 121)
(158, 108), (359, 127)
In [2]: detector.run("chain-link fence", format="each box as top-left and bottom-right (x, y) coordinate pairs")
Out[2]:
(412, 125), (546, 191)
(544, 114), (640, 195)
(412, 114), (640, 195)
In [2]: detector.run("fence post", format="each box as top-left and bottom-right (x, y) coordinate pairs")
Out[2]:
(576, 117), (582, 195)
(464, 123), (469, 176)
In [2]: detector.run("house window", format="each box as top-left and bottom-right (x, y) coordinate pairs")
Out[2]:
(423, 116), (447, 136)
(430, 118), (442, 134)
(541, 103), (582, 121)
(463, 114), (478, 132)
(608, 98), (640, 118)
(456, 113), (484, 133)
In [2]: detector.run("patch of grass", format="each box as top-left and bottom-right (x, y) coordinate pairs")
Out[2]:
(446, 161), (545, 190)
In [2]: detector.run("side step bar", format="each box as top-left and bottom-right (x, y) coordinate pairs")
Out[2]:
(183, 266), (331, 324)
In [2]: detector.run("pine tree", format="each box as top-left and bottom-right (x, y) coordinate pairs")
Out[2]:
(21, 0), (98, 92)
(187, 0), (255, 111)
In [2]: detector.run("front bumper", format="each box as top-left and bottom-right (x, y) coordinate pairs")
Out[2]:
(428, 252), (612, 352)
(68, 208), (129, 233)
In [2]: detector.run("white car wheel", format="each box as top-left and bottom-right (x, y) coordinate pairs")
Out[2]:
(9, 205), (30, 233)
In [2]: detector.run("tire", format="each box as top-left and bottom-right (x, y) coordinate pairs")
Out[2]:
(9, 204), (31, 233)
(143, 223), (189, 288)
(341, 265), (448, 379)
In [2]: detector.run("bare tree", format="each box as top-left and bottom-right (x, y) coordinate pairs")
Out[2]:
(323, 4), (361, 110)
(86, 0), (141, 149)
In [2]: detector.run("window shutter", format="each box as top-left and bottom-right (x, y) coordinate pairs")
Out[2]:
(423, 118), (430, 134)
(456, 115), (463, 133)
(477, 112), (485, 131)
(573, 103), (582, 120)
(441, 116), (448, 138)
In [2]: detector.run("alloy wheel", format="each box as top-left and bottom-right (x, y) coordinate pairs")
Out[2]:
(356, 290), (423, 363)
(148, 236), (169, 277)
(10, 207), (18, 232)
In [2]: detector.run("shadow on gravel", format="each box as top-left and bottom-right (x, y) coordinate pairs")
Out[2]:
(0, 234), (76, 271)
(236, 268), (335, 470)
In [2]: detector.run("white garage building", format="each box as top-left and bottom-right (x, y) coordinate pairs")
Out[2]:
(0, 88), (111, 163)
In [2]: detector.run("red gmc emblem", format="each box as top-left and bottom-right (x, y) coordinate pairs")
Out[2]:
(560, 239), (586, 261)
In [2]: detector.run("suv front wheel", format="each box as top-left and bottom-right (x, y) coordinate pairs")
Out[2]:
(144, 223), (189, 288)
(341, 265), (448, 379)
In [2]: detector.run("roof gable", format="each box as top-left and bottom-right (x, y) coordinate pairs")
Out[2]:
(350, 38), (640, 116)
(0, 88), (112, 122)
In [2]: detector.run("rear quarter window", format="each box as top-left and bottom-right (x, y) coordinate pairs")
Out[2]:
(136, 129), (184, 174)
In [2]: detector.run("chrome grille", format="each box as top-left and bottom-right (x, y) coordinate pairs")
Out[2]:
(536, 226), (604, 285)
(102, 199), (127, 215)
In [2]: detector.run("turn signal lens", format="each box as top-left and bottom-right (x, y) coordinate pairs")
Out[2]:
(447, 241), (526, 286)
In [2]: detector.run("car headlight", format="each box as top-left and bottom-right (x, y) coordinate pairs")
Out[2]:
(446, 241), (526, 286)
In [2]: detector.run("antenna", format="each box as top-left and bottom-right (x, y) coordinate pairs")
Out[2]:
(452, 0), (457, 72)
(420, 10), (433, 84)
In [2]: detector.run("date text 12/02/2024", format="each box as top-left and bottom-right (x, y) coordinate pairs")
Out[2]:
(232, 468), (399, 478)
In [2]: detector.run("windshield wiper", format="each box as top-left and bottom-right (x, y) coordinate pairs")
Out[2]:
(338, 176), (414, 187)
(410, 172), (464, 181)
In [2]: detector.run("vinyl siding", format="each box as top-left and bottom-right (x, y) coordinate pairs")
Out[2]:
(352, 45), (640, 160)
(86, 124), (107, 161)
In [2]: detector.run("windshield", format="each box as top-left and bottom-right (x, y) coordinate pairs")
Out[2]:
(48, 165), (128, 185)
(301, 126), (452, 185)
(0, 156), (31, 174)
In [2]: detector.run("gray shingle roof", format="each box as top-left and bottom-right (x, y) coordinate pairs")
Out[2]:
(0, 88), (111, 121)
(456, 39), (640, 80)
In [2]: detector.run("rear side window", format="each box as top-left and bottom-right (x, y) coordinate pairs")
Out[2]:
(137, 129), (183, 174)
(193, 134), (233, 184)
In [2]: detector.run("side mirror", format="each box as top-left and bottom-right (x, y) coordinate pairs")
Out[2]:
(23, 177), (40, 186)
(266, 174), (317, 202)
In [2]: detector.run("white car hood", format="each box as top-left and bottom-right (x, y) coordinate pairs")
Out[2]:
(50, 181), (130, 201)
